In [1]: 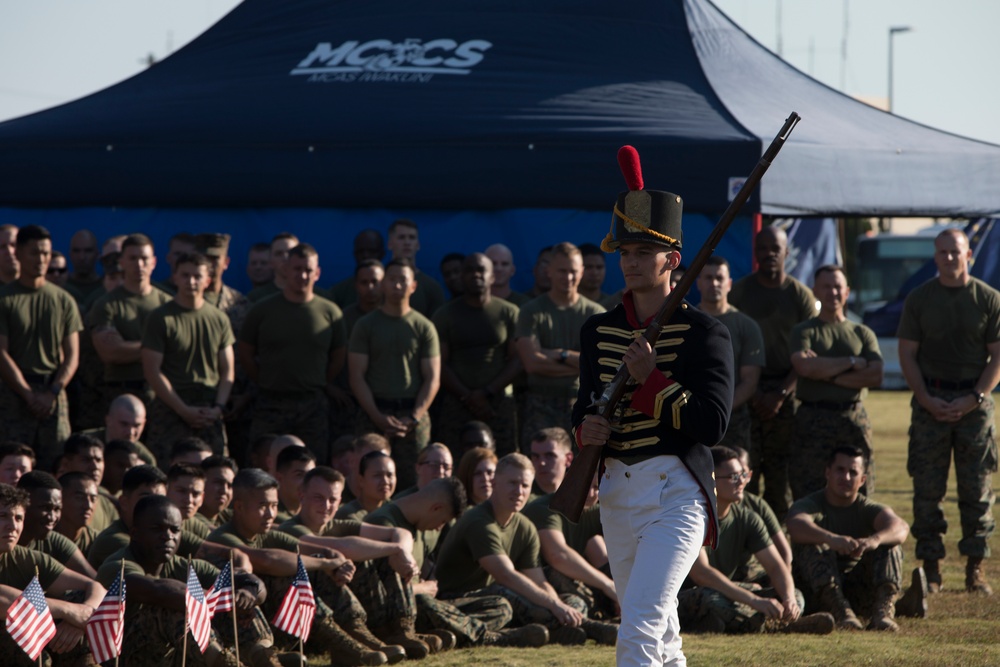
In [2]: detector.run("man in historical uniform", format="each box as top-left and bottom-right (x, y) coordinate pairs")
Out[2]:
(789, 265), (883, 499)
(575, 149), (734, 666)
(898, 228), (1000, 595)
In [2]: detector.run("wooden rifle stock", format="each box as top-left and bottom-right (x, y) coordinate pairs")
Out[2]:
(550, 112), (802, 521)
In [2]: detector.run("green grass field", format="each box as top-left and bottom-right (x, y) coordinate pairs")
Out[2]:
(311, 391), (999, 666)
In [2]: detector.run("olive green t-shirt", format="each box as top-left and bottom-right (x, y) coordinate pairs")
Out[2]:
(515, 294), (605, 395)
(713, 307), (766, 373)
(432, 298), (519, 390)
(141, 301), (235, 403)
(89, 284), (172, 382)
(96, 546), (218, 623)
(183, 516), (213, 540)
(742, 492), (782, 539)
(410, 270), (446, 319)
(436, 501), (541, 596)
(240, 294), (347, 393)
(710, 501), (772, 580)
(90, 493), (120, 534)
(788, 490), (886, 569)
(21, 531), (81, 564)
(328, 276), (356, 309)
(68, 276), (105, 303)
(521, 493), (603, 557)
(206, 521), (301, 552)
(897, 277), (1000, 382)
(334, 499), (371, 523)
(729, 275), (817, 378)
(791, 317), (882, 402)
(364, 502), (437, 571)
(276, 514), (362, 539)
(88, 518), (204, 569)
(0, 545), (65, 590)
(246, 282), (280, 303)
(70, 525), (99, 556)
(349, 309), (440, 400)
(0, 281), (83, 375)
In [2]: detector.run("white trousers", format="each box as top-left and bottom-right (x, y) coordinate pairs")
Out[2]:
(600, 455), (707, 667)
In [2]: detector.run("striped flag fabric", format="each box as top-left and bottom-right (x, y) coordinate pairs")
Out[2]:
(271, 555), (316, 643)
(86, 568), (127, 664)
(185, 564), (212, 653)
(206, 560), (234, 618)
(5, 575), (56, 660)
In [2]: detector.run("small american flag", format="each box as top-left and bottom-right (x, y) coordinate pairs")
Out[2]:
(271, 555), (315, 643)
(5, 575), (56, 660)
(185, 564), (212, 653)
(206, 560), (234, 617)
(86, 568), (127, 663)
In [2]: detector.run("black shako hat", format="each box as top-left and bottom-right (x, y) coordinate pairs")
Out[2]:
(601, 145), (683, 253)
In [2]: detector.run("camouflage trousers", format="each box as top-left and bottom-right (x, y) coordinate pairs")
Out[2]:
(544, 565), (618, 620)
(718, 403), (752, 452)
(447, 583), (587, 630)
(348, 557), (417, 629)
(414, 592), (513, 646)
(908, 390), (998, 560)
(0, 381), (70, 472)
(357, 408), (431, 491)
(251, 391), (331, 463)
(519, 392), (576, 452)
(677, 583), (805, 634)
(435, 391), (519, 457)
(747, 386), (796, 520)
(119, 604), (272, 667)
(146, 398), (228, 464)
(789, 402), (874, 501)
(265, 571), (368, 652)
(794, 543), (903, 616)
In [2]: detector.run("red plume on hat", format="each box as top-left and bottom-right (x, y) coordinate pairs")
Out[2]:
(603, 145), (684, 253)
(618, 145), (644, 192)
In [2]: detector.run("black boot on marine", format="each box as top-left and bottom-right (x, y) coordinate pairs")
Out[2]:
(966, 556), (993, 596)
(896, 567), (928, 618)
(867, 584), (900, 632)
(548, 625), (587, 645)
(581, 619), (619, 645)
(481, 623), (550, 647)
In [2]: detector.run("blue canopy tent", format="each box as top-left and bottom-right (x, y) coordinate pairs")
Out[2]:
(0, 0), (998, 290)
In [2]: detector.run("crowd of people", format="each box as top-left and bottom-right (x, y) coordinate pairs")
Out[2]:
(0, 214), (994, 667)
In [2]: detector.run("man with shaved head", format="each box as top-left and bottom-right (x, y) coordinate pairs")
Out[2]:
(729, 225), (818, 521)
(484, 243), (530, 306)
(67, 229), (102, 301)
(82, 392), (157, 466)
(432, 253), (521, 455)
(0, 223), (18, 285)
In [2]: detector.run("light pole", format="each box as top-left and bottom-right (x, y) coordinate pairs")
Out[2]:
(888, 26), (912, 113)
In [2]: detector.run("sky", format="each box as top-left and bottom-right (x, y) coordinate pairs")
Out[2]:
(0, 0), (998, 145)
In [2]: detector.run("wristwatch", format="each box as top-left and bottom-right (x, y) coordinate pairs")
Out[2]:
(973, 391), (986, 405)
(49, 382), (63, 395)
(558, 350), (569, 364)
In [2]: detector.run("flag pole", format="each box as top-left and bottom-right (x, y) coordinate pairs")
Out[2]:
(115, 559), (124, 667)
(297, 547), (304, 664)
(182, 557), (190, 667)
(34, 566), (42, 667)
(229, 551), (240, 667)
